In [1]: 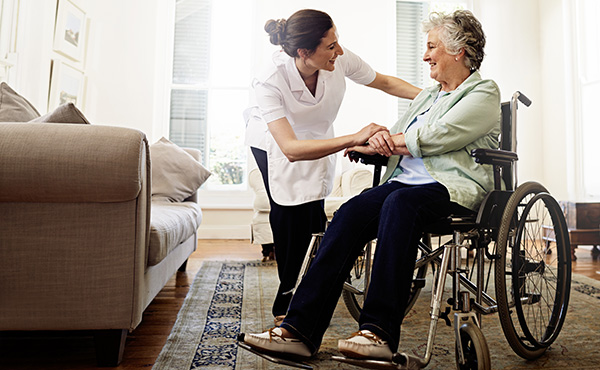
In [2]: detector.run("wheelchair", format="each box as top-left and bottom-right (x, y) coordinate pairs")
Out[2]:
(297, 92), (571, 370)
(240, 92), (571, 370)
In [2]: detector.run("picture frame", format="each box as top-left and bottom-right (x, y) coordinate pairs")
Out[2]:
(53, 0), (86, 62)
(48, 59), (85, 111)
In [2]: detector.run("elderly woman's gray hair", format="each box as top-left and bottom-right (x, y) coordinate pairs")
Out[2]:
(422, 10), (486, 71)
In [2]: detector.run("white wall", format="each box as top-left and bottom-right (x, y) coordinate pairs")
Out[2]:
(84, 0), (172, 141)
(474, 0), (545, 187)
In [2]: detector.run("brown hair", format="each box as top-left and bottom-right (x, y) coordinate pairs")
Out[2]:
(264, 9), (334, 58)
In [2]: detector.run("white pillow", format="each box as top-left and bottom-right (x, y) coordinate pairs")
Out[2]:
(150, 137), (211, 202)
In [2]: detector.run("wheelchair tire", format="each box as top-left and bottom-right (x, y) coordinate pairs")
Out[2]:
(455, 322), (491, 370)
(342, 241), (428, 322)
(495, 181), (571, 360)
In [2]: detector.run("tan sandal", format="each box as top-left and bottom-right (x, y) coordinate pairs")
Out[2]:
(338, 330), (393, 360)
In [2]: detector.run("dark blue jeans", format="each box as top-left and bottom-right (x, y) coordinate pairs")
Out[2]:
(280, 181), (472, 354)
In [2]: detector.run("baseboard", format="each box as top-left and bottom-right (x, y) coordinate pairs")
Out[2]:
(197, 225), (250, 239)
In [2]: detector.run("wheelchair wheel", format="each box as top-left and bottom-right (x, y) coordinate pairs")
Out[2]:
(455, 322), (491, 370)
(342, 240), (428, 322)
(495, 181), (571, 360)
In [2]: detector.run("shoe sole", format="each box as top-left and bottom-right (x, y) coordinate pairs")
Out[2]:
(339, 348), (392, 361)
(238, 342), (313, 369)
(339, 348), (371, 359)
(238, 333), (311, 361)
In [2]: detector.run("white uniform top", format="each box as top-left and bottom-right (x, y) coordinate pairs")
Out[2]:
(244, 47), (376, 206)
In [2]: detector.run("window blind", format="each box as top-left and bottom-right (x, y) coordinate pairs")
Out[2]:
(396, 1), (428, 118)
(172, 0), (211, 84)
(169, 89), (208, 160)
(170, 0), (211, 163)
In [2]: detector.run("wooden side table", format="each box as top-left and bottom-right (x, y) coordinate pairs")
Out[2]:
(558, 201), (600, 261)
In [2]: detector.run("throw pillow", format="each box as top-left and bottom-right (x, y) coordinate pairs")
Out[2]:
(150, 137), (211, 202)
(0, 82), (41, 122)
(30, 102), (91, 124)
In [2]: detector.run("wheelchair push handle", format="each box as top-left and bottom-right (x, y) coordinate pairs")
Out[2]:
(347, 151), (388, 166)
(513, 91), (532, 107)
(347, 151), (389, 188)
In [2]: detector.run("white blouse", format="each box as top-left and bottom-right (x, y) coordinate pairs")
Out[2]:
(244, 47), (376, 206)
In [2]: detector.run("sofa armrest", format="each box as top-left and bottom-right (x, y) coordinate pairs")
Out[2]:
(0, 123), (147, 203)
(0, 122), (151, 331)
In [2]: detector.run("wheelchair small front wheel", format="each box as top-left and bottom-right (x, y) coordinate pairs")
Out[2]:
(455, 322), (491, 370)
(495, 181), (571, 360)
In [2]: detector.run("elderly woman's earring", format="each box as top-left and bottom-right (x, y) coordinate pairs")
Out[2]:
(455, 57), (458, 61)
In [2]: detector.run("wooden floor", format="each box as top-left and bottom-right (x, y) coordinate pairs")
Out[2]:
(1, 240), (598, 370)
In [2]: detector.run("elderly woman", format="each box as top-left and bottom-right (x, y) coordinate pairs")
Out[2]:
(239, 9), (500, 361)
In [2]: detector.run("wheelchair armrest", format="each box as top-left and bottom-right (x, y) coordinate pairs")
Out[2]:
(347, 151), (389, 166)
(471, 148), (518, 167)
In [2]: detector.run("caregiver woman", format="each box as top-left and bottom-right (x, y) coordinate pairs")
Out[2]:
(244, 8), (420, 325)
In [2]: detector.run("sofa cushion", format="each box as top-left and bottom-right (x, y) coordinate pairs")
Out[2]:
(0, 82), (40, 121)
(30, 102), (90, 124)
(148, 201), (202, 266)
(150, 137), (211, 202)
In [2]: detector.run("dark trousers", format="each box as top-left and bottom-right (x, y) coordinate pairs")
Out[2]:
(251, 147), (327, 317)
(280, 181), (472, 354)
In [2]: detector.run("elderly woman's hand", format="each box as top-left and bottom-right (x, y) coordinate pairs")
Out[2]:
(353, 123), (389, 147)
(367, 130), (396, 157)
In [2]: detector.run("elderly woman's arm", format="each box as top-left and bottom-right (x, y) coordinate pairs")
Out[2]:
(405, 80), (500, 158)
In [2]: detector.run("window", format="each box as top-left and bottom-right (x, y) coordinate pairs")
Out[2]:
(170, 0), (252, 191)
(574, 0), (600, 198)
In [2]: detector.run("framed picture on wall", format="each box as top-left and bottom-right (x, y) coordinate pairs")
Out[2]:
(53, 0), (87, 62)
(48, 59), (85, 111)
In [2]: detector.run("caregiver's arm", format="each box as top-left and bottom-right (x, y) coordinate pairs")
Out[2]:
(268, 117), (388, 162)
(367, 72), (422, 100)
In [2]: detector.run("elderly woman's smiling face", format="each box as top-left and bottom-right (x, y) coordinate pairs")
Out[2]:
(423, 28), (457, 84)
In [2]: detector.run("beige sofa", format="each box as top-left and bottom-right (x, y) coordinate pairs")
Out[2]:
(248, 166), (373, 247)
(0, 123), (202, 366)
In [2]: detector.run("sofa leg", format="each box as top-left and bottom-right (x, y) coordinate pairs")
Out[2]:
(93, 329), (128, 367)
(178, 258), (188, 272)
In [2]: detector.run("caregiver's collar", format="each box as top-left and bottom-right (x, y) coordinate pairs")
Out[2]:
(273, 49), (334, 93)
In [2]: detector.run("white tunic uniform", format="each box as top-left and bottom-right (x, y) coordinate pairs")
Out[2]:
(245, 47), (376, 206)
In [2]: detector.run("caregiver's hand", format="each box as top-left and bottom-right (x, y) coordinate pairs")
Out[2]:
(353, 123), (389, 147)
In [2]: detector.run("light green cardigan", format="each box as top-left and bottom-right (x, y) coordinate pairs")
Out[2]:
(381, 71), (501, 211)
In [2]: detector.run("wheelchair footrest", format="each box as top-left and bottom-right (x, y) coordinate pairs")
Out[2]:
(238, 342), (313, 369)
(332, 353), (426, 370)
(331, 356), (399, 369)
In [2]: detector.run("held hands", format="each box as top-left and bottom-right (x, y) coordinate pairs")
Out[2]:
(354, 123), (389, 147)
(366, 130), (396, 157)
(344, 131), (410, 161)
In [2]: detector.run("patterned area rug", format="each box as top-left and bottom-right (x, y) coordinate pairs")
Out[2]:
(152, 260), (600, 370)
